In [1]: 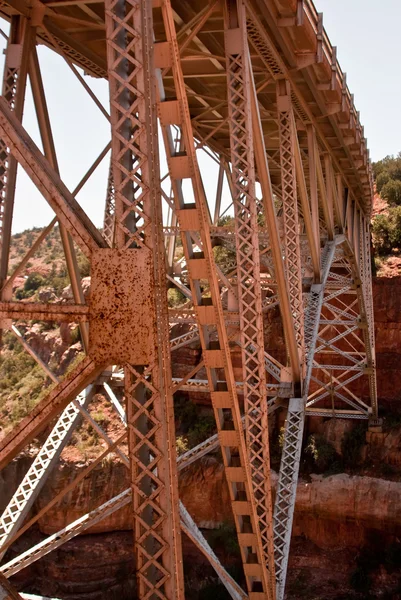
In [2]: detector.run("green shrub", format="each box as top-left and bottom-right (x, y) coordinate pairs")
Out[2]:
(167, 287), (186, 307)
(176, 435), (189, 455)
(341, 423), (366, 469)
(187, 415), (215, 447)
(24, 273), (44, 292)
(372, 206), (401, 255)
(0, 347), (47, 428)
(381, 179), (401, 205)
(213, 244), (236, 271)
(373, 153), (401, 198)
(92, 409), (109, 427)
(217, 216), (234, 227)
(70, 326), (81, 345)
(376, 170), (390, 192)
(305, 434), (338, 472)
(208, 521), (239, 555)
(77, 255), (90, 278)
(174, 397), (216, 448)
(15, 272), (46, 299)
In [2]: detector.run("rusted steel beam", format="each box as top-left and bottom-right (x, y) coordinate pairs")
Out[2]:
(0, 16), (35, 293)
(0, 357), (105, 470)
(0, 433), (127, 557)
(105, 0), (185, 596)
(0, 302), (89, 322)
(0, 572), (24, 599)
(292, 111), (320, 282)
(248, 57), (301, 385)
(276, 78), (305, 364)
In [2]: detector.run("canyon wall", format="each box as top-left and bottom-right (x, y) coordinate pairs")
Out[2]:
(374, 276), (401, 409)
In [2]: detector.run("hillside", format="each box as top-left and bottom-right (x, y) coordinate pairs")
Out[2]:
(0, 226), (89, 443)
(372, 154), (401, 277)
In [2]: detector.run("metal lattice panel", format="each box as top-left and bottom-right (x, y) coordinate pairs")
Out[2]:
(224, 1), (275, 592)
(105, 0), (185, 596)
(103, 159), (115, 247)
(0, 389), (92, 560)
(276, 80), (305, 357)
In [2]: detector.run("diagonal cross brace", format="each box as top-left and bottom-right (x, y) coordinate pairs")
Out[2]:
(0, 386), (94, 560)
(0, 489), (247, 600)
(0, 98), (107, 256)
(0, 357), (106, 470)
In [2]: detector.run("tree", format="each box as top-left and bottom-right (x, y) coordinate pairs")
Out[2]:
(372, 206), (401, 255)
(373, 153), (401, 205)
(24, 273), (44, 293)
(381, 179), (401, 205)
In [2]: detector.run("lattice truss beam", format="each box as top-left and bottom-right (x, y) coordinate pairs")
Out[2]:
(0, 1), (377, 600)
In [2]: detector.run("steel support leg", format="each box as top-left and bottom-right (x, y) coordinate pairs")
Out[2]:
(360, 216), (378, 419)
(276, 79), (304, 361)
(224, 0), (275, 591)
(105, 0), (184, 597)
(29, 46), (89, 351)
(157, 0), (274, 596)
(273, 397), (304, 600)
(103, 157), (115, 247)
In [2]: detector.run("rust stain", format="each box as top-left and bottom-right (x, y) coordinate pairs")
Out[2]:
(89, 248), (155, 364)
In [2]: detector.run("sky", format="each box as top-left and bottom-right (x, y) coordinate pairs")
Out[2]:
(0, 1), (400, 233)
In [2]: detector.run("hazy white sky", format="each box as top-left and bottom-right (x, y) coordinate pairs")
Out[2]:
(0, 1), (399, 233)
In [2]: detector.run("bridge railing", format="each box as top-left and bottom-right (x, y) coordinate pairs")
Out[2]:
(303, 0), (374, 207)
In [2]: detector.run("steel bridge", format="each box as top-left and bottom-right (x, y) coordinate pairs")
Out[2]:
(0, 0), (377, 599)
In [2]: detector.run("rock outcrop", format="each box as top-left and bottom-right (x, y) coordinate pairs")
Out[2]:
(374, 276), (401, 407)
(3, 455), (401, 547)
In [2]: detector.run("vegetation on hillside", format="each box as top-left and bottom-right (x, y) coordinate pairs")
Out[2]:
(372, 154), (401, 260)
(373, 153), (401, 205)
(372, 206), (401, 256)
(10, 225), (90, 299)
(0, 226), (89, 437)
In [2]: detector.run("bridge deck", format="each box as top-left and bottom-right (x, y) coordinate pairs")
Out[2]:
(0, 0), (373, 213)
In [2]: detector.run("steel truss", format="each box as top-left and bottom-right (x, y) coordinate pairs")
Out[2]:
(224, 0), (275, 592)
(0, 1), (377, 600)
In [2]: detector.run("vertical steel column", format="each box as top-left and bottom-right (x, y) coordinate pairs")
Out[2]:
(224, 0), (275, 590)
(156, 0), (275, 596)
(103, 158), (115, 247)
(292, 117), (320, 282)
(0, 16), (34, 290)
(248, 62), (301, 385)
(360, 215), (378, 420)
(276, 79), (305, 361)
(105, 0), (184, 597)
(306, 124), (321, 250)
(213, 160), (224, 225)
